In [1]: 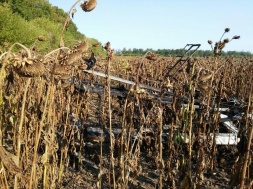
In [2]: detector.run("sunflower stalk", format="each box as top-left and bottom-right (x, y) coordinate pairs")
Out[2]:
(240, 82), (253, 189)
(14, 78), (31, 189)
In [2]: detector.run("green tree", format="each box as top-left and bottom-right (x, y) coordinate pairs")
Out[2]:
(0, 0), (99, 53)
(0, 3), (36, 46)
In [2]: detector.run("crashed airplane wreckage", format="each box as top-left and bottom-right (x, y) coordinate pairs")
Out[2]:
(75, 71), (242, 146)
(72, 44), (244, 146)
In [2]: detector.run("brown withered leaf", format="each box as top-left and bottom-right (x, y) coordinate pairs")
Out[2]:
(223, 86), (235, 96)
(63, 41), (89, 65)
(197, 83), (209, 91)
(78, 65), (87, 70)
(198, 73), (213, 82)
(50, 65), (72, 79)
(92, 42), (101, 47)
(0, 146), (22, 174)
(74, 40), (89, 53)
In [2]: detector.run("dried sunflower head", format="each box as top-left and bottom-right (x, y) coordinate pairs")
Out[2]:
(225, 28), (230, 32)
(223, 38), (230, 43)
(11, 56), (46, 77)
(12, 56), (34, 68)
(104, 42), (111, 51)
(146, 53), (158, 61)
(232, 35), (240, 40)
(80, 0), (97, 12)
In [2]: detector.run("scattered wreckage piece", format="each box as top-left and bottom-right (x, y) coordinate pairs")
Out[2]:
(79, 110), (242, 146)
(74, 69), (245, 146)
(83, 69), (163, 93)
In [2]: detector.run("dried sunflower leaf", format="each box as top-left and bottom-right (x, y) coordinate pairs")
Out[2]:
(0, 146), (22, 174)
(25, 58), (33, 65)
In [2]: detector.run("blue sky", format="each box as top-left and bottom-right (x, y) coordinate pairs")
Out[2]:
(49, 0), (253, 52)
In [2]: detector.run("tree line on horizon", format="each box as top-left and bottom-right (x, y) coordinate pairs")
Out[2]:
(115, 48), (253, 58)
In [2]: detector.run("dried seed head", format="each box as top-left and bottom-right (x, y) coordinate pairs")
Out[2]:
(223, 38), (230, 43)
(208, 40), (213, 45)
(13, 59), (46, 77)
(104, 42), (111, 51)
(232, 35), (240, 40)
(80, 0), (97, 12)
(146, 53), (157, 61)
(225, 28), (230, 32)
